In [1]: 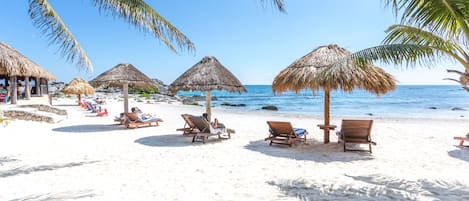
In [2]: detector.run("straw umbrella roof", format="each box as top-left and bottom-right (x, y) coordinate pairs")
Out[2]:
(169, 56), (247, 93)
(273, 44), (396, 94)
(0, 41), (55, 80)
(89, 63), (157, 88)
(63, 78), (95, 95)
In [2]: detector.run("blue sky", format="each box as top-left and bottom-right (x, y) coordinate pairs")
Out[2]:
(0, 0), (462, 85)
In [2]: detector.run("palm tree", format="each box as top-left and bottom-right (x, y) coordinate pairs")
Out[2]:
(27, 0), (285, 72)
(317, 0), (469, 91)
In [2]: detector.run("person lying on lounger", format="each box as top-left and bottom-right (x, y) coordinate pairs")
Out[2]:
(131, 107), (163, 122)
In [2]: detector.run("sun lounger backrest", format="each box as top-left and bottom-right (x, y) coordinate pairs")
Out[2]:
(182, 114), (196, 128)
(340, 120), (373, 140)
(189, 116), (211, 133)
(267, 121), (295, 136)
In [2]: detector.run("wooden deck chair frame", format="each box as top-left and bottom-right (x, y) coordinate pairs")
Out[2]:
(189, 116), (231, 143)
(176, 114), (199, 135)
(338, 119), (376, 153)
(124, 112), (159, 129)
(265, 121), (307, 147)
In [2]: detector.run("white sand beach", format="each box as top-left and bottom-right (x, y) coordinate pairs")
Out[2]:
(0, 97), (468, 201)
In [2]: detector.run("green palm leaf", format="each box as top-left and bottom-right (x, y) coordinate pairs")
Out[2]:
(383, 0), (469, 42)
(29, 0), (93, 71)
(91, 0), (195, 54)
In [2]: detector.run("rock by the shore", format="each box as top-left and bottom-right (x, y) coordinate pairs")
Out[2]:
(261, 105), (278, 111)
(221, 102), (246, 107)
(451, 107), (466, 111)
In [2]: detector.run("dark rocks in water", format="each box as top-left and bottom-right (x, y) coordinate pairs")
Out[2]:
(221, 102), (246, 107)
(426, 107), (437, 110)
(451, 107), (466, 111)
(262, 105), (278, 111)
(366, 113), (373, 116)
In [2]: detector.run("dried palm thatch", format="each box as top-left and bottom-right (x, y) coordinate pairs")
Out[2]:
(169, 56), (247, 93)
(90, 63), (156, 116)
(89, 63), (157, 88)
(64, 77), (95, 104)
(169, 56), (247, 121)
(63, 78), (95, 95)
(0, 41), (55, 80)
(273, 44), (395, 94)
(273, 44), (396, 143)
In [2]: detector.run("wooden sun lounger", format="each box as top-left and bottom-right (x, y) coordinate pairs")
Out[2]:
(453, 136), (469, 147)
(338, 119), (375, 153)
(189, 116), (232, 143)
(124, 113), (160, 129)
(265, 121), (308, 147)
(176, 114), (199, 135)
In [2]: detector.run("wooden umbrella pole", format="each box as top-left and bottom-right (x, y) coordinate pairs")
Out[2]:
(206, 90), (211, 122)
(324, 88), (330, 143)
(123, 82), (129, 113)
(78, 94), (81, 105)
(123, 82), (129, 127)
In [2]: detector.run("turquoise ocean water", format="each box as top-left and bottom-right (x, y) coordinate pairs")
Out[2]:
(177, 85), (469, 119)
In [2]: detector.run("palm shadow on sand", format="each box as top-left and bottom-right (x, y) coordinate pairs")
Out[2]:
(0, 161), (99, 178)
(448, 146), (469, 162)
(244, 140), (374, 163)
(52, 124), (123, 133)
(8, 190), (99, 201)
(269, 174), (469, 201)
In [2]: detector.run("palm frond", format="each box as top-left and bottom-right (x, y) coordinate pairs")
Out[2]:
(91, 0), (195, 54)
(346, 44), (438, 68)
(382, 0), (469, 41)
(384, 24), (469, 66)
(28, 0), (93, 72)
(260, 0), (286, 12)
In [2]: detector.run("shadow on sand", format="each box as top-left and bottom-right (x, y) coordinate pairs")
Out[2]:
(269, 174), (469, 201)
(8, 190), (98, 201)
(0, 156), (19, 165)
(448, 146), (469, 162)
(135, 134), (195, 147)
(0, 161), (99, 178)
(53, 104), (79, 107)
(244, 140), (374, 162)
(52, 124), (123, 133)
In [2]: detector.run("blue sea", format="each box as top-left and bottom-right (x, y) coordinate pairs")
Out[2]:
(177, 85), (469, 119)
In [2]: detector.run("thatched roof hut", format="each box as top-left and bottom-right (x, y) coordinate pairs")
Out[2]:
(273, 44), (396, 143)
(90, 63), (156, 115)
(169, 56), (246, 121)
(0, 41), (55, 80)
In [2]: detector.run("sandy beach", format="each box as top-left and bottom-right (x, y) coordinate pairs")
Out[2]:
(0, 97), (468, 201)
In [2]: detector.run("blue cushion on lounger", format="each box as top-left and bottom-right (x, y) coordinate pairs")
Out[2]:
(294, 128), (307, 136)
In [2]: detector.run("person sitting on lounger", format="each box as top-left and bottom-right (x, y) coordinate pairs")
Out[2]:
(202, 113), (225, 129)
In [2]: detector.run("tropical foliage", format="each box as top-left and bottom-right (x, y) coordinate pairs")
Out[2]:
(26, 0), (284, 72)
(318, 0), (469, 91)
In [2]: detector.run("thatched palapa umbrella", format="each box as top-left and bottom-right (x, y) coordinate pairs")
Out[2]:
(169, 56), (247, 121)
(63, 78), (95, 104)
(273, 44), (396, 143)
(89, 63), (157, 115)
